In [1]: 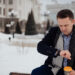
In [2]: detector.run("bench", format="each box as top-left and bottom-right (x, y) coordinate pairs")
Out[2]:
(9, 72), (30, 75)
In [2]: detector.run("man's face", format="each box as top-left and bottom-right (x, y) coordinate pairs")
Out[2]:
(57, 17), (74, 35)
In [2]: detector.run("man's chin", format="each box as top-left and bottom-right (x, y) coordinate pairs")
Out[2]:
(64, 33), (69, 36)
(63, 32), (68, 35)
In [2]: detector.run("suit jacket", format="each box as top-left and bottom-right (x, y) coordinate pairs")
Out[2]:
(37, 25), (75, 70)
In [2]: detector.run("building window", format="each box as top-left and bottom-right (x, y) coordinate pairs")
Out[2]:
(9, 8), (13, 12)
(9, 0), (13, 4)
(19, 0), (21, 5)
(0, 0), (1, 3)
(3, 0), (5, 4)
(3, 8), (6, 16)
(0, 7), (2, 15)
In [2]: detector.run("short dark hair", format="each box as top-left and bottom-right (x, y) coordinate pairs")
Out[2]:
(57, 9), (74, 19)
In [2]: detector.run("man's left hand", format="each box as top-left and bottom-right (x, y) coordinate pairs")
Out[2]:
(70, 70), (75, 75)
(60, 50), (71, 60)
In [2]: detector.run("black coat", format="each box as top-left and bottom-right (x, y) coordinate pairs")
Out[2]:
(37, 26), (75, 70)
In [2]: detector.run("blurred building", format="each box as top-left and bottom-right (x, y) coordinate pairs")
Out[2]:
(46, 1), (75, 26)
(0, 0), (41, 32)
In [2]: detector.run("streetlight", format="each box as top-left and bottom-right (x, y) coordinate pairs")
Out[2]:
(8, 10), (18, 38)
(43, 11), (50, 33)
(44, 11), (50, 20)
(5, 24), (11, 34)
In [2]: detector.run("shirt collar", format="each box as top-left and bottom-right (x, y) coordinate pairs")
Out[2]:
(61, 32), (72, 38)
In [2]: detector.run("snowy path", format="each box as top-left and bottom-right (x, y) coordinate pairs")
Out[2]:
(0, 33), (47, 75)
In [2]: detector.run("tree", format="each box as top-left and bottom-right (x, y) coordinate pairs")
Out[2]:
(15, 22), (22, 34)
(46, 19), (51, 31)
(4, 26), (10, 34)
(25, 10), (37, 35)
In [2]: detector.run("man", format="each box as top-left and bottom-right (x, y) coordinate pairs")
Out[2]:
(31, 9), (75, 75)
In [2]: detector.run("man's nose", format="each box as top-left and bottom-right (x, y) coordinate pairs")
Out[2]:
(62, 27), (65, 31)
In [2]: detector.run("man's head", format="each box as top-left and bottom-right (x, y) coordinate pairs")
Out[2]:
(57, 9), (74, 35)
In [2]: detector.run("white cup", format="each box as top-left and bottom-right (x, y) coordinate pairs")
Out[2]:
(64, 71), (70, 75)
(64, 66), (72, 75)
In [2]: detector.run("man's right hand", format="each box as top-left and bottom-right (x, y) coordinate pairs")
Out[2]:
(60, 50), (71, 60)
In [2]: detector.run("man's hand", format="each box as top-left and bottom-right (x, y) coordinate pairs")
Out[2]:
(60, 50), (71, 60)
(70, 70), (75, 75)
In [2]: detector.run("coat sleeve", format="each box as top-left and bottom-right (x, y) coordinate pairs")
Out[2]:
(37, 27), (58, 56)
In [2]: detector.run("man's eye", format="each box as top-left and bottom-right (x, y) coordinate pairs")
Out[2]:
(60, 25), (63, 27)
(65, 25), (68, 27)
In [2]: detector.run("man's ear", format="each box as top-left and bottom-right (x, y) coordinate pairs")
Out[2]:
(72, 19), (75, 24)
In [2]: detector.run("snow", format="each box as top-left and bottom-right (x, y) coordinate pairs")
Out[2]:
(0, 33), (47, 75)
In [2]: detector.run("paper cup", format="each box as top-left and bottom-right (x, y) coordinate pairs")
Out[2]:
(64, 66), (72, 75)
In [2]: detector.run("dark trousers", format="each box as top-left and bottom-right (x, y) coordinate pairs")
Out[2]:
(31, 65), (64, 75)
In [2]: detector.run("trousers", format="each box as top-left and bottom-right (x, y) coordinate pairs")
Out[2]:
(31, 65), (64, 75)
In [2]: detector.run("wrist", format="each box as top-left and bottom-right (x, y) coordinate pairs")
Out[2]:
(55, 50), (61, 56)
(58, 50), (61, 56)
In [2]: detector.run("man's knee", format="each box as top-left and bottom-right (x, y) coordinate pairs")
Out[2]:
(31, 65), (53, 75)
(31, 67), (40, 75)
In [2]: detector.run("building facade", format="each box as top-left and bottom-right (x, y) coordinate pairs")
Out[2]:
(0, 0), (41, 32)
(46, 1), (75, 26)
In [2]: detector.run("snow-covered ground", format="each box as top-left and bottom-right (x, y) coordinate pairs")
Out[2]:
(0, 33), (47, 75)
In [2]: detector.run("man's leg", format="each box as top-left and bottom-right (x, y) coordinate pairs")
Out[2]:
(31, 65), (53, 75)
